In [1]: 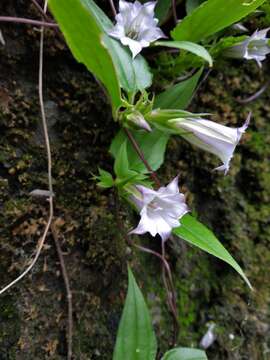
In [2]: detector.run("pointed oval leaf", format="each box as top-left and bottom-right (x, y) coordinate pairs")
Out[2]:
(163, 347), (208, 360)
(172, 0), (266, 42)
(173, 214), (252, 289)
(154, 67), (203, 110)
(49, 0), (121, 111)
(113, 267), (157, 360)
(155, 41), (213, 67)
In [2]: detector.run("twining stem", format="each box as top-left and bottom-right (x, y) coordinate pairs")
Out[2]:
(31, 0), (50, 20)
(0, 16), (58, 28)
(33, 1), (73, 356)
(124, 128), (161, 188)
(236, 80), (270, 104)
(114, 182), (180, 345)
(0, 1), (53, 296)
(108, 0), (117, 17)
(51, 223), (73, 360)
(123, 127), (180, 342)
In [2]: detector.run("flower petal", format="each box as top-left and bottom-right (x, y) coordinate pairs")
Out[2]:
(166, 176), (180, 194)
(120, 37), (143, 58)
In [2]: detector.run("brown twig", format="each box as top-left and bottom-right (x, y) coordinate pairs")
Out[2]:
(51, 223), (73, 360)
(31, 0), (50, 20)
(108, 0), (117, 17)
(124, 128), (161, 188)
(161, 240), (179, 346)
(36, 2), (73, 356)
(236, 80), (270, 104)
(0, 0), (53, 296)
(0, 16), (58, 28)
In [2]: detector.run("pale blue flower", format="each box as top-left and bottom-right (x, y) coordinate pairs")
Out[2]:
(108, 0), (166, 58)
(129, 177), (188, 241)
(172, 113), (251, 174)
(225, 28), (270, 67)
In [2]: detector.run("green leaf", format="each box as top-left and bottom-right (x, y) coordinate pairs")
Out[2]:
(96, 168), (114, 188)
(110, 129), (169, 173)
(114, 141), (131, 179)
(163, 347), (208, 360)
(133, 56), (153, 91)
(163, 347), (207, 360)
(186, 0), (206, 14)
(49, 0), (121, 112)
(172, 0), (266, 42)
(173, 214), (252, 289)
(155, 41), (213, 66)
(154, 67), (203, 110)
(113, 267), (157, 360)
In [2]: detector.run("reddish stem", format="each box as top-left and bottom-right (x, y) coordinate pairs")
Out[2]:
(0, 16), (58, 28)
(124, 128), (161, 188)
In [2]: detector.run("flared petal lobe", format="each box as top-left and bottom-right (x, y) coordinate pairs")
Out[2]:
(225, 28), (270, 67)
(130, 177), (188, 241)
(174, 113), (251, 174)
(108, 0), (166, 58)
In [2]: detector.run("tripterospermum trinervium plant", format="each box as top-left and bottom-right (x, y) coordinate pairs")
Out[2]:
(1, 0), (270, 358)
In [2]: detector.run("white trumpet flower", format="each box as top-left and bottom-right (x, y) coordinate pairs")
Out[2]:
(173, 114), (251, 174)
(108, 0), (166, 58)
(225, 28), (270, 67)
(129, 177), (188, 241)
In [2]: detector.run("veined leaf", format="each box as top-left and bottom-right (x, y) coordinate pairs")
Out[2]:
(49, 0), (121, 112)
(113, 267), (157, 360)
(173, 214), (252, 289)
(155, 41), (213, 66)
(154, 68), (203, 110)
(110, 129), (169, 174)
(172, 0), (266, 42)
(163, 347), (208, 360)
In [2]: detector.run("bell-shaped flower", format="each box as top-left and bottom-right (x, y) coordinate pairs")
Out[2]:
(108, 0), (166, 58)
(172, 114), (251, 174)
(129, 177), (188, 241)
(225, 28), (270, 67)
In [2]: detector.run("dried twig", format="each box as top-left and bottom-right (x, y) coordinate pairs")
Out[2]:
(31, 0), (50, 20)
(51, 223), (73, 360)
(236, 80), (270, 104)
(0, 16), (58, 28)
(161, 240), (179, 346)
(0, 0), (52, 296)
